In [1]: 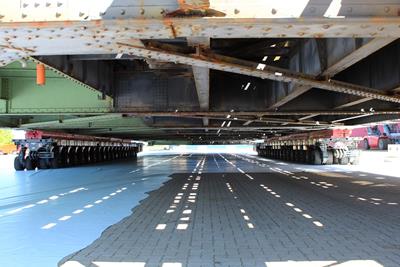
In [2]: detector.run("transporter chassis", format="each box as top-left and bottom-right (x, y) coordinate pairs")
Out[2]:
(256, 130), (361, 165)
(13, 136), (142, 171)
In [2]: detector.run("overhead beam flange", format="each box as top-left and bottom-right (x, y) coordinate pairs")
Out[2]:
(268, 38), (398, 109)
(117, 42), (400, 104)
(188, 37), (210, 127)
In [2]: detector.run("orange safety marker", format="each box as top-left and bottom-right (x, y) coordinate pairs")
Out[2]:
(36, 64), (46, 85)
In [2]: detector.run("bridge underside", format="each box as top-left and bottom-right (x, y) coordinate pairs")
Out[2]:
(0, 1), (400, 144)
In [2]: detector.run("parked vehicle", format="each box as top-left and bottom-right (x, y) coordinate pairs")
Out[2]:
(255, 129), (360, 165)
(13, 130), (143, 171)
(351, 123), (400, 150)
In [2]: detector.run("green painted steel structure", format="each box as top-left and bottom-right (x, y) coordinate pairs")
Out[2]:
(0, 61), (112, 114)
(0, 60), (167, 140)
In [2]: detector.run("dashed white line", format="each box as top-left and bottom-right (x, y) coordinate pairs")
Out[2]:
(41, 223), (57, 230)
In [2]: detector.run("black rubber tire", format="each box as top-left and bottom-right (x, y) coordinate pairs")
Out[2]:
(50, 157), (60, 169)
(14, 157), (25, 171)
(76, 148), (82, 165)
(59, 149), (68, 167)
(312, 149), (322, 165)
(363, 139), (370, 150)
(339, 157), (349, 165)
(378, 138), (389, 150)
(38, 159), (49, 169)
(25, 157), (36, 170)
(325, 150), (334, 165)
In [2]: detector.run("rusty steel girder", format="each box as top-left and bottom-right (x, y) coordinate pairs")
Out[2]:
(2, 17), (400, 66)
(115, 43), (400, 104)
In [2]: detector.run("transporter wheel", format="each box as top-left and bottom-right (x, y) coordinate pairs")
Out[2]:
(312, 149), (323, 165)
(102, 147), (108, 161)
(293, 150), (300, 163)
(66, 147), (75, 166)
(325, 150), (334, 165)
(339, 157), (349, 165)
(96, 147), (101, 162)
(14, 157), (25, 171)
(363, 139), (370, 150)
(87, 147), (93, 163)
(49, 153), (62, 168)
(50, 158), (59, 169)
(378, 138), (389, 150)
(304, 150), (310, 163)
(350, 156), (360, 165)
(81, 147), (88, 164)
(301, 150), (306, 163)
(50, 147), (63, 169)
(25, 157), (36, 170)
(38, 159), (49, 169)
(89, 147), (95, 163)
(113, 147), (118, 160)
(101, 147), (107, 161)
(108, 147), (113, 160)
(59, 147), (68, 167)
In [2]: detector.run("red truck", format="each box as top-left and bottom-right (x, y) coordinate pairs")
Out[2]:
(13, 130), (143, 171)
(351, 123), (400, 150)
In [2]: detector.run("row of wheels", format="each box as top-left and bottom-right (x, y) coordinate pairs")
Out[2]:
(363, 138), (390, 150)
(14, 146), (138, 171)
(257, 147), (354, 165)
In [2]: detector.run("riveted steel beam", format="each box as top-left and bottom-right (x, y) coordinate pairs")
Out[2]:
(117, 110), (400, 117)
(2, 110), (400, 117)
(2, 1), (400, 22)
(269, 38), (398, 109)
(333, 82), (400, 110)
(0, 61), (113, 114)
(116, 43), (400, 103)
(19, 114), (123, 128)
(3, 17), (400, 66)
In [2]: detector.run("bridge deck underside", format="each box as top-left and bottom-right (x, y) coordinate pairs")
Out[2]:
(0, 1), (400, 143)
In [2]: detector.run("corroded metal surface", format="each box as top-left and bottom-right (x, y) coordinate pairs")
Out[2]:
(1, 1), (400, 142)
(2, 17), (400, 66)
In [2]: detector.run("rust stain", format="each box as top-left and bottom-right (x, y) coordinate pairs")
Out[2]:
(94, 20), (102, 27)
(169, 23), (177, 38)
(165, 0), (223, 18)
(28, 21), (49, 28)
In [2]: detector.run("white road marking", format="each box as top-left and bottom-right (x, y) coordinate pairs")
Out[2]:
(92, 262), (146, 267)
(41, 223), (57, 229)
(73, 209), (84, 214)
(176, 223), (188, 230)
(162, 263), (182, 267)
(156, 224), (166, 230)
(59, 216), (72, 221)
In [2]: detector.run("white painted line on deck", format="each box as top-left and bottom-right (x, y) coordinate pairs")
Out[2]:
(41, 223), (57, 229)
(92, 262), (146, 267)
(59, 216), (72, 221)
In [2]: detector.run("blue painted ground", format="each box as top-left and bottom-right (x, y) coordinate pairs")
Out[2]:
(0, 152), (203, 267)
